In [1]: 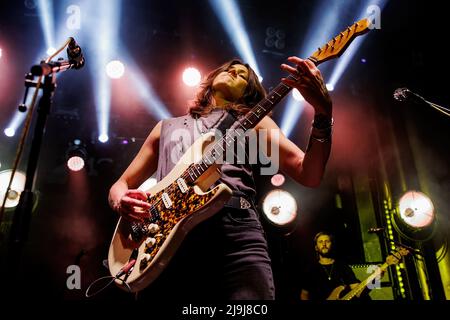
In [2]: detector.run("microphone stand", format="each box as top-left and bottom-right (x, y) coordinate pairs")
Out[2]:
(6, 58), (78, 284)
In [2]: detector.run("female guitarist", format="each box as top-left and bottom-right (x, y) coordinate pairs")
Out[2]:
(108, 57), (333, 300)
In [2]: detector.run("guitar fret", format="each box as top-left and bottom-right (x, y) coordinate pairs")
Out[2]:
(250, 110), (259, 118)
(204, 155), (212, 165)
(273, 91), (282, 97)
(188, 169), (195, 181)
(237, 122), (247, 131)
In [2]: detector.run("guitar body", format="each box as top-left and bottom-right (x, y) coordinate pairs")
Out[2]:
(108, 132), (232, 292)
(326, 285), (349, 300)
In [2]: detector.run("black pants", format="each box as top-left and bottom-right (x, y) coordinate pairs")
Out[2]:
(137, 206), (275, 300)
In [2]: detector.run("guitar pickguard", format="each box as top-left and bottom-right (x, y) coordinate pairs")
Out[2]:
(131, 182), (220, 267)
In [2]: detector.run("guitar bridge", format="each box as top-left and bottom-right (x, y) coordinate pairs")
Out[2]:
(130, 222), (148, 241)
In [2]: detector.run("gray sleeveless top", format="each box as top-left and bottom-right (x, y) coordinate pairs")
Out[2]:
(155, 109), (257, 198)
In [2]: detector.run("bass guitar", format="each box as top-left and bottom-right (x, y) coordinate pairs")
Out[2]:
(327, 247), (409, 300)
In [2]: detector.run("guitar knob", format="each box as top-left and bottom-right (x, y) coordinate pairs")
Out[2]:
(145, 237), (156, 249)
(140, 253), (152, 269)
(148, 223), (160, 234)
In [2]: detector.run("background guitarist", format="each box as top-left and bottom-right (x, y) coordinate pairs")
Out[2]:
(108, 57), (333, 300)
(300, 231), (372, 300)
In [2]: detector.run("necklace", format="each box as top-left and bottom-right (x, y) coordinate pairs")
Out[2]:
(195, 116), (207, 135)
(322, 263), (334, 281)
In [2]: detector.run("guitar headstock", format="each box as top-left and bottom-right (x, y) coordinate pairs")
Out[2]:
(386, 247), (410, 266)
(309, 18), (371, 66)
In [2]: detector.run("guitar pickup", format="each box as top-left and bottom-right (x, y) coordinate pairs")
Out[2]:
(162, 192), (172, 209)
(177, 178), (188, 193)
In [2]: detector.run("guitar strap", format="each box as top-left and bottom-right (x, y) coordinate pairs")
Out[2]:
(214, 110), (237, 134)
(213, 111), (257, 210)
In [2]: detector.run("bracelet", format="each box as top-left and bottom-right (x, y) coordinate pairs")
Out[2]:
(310, 135), (331, 143)
(312, 116), (334, 130)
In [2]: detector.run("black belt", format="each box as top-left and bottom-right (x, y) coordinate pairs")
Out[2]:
(224, 192), (255, 210)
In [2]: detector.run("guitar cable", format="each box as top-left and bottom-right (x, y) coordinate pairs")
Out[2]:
(85, 257), (136, 297)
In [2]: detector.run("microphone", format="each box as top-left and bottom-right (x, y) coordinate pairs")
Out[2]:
(393, 87), (427, 105)
(67, 37), (85, 69)
(368, 227), (385, 234)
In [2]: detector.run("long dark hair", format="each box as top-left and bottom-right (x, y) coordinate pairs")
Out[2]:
(188, 59), (266, 116)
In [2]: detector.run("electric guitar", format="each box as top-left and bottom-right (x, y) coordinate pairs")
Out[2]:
(108, 19), (372, 293)
(327, 247), (410, 300)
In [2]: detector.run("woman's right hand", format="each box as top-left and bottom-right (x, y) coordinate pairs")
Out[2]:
(113, 189), (152, 222)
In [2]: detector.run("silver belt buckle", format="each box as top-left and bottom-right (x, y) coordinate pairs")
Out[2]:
(239, 197), (251, 209)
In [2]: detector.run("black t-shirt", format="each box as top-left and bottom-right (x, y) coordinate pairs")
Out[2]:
(302, 260), (360, 300)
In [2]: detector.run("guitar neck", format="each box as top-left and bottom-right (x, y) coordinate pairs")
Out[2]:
(341, 262), (389, 300)
(183, 18), (371, 183)
(184, 58), (318, 183)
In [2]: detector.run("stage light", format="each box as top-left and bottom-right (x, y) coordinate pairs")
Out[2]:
(66, 143), (88, 172)
(67, 156), (85, 172)
(98, 134), (109, 143)
(106, 60), (125, 79)
(4, 128), (15, 137)
(326, 83), (334, 91)
(262, 189), (297, 228)
(0, 48), (2, 58)
(182, 67), (201, 87)
(393, 191), (436, 241)
(292, 89), (305, 102)
(271, 173), (285, 187)
(0, 170), (26, 208)
(46, 47), (56, 56)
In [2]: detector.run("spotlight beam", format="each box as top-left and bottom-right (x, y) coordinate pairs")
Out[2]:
(328, 0), (388, 88)
(280, 1), (342, 136)
(37, 0), (55, 50)
(120, 50), (171, 120)
(87, 0), (122, 142)
(209, 0), (262, 79)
